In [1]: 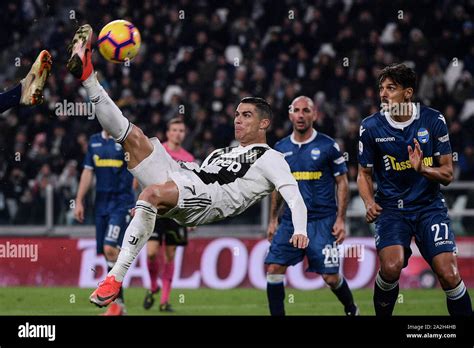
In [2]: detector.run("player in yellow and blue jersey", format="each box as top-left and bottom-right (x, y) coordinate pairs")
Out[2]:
(265, 96), (358, 316)
(358, 63), (472, 316)
(74, 131), (135, 315)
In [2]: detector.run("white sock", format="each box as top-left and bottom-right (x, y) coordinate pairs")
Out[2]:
(109, 200), (157, 282)
(82, 72), (132, 142)
(266, 273), (285, 284)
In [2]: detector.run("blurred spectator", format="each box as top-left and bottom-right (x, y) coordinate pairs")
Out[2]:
(1, 0), (474, 226)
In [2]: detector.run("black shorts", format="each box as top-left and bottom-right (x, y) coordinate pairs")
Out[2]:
(149, 218), (188, 246)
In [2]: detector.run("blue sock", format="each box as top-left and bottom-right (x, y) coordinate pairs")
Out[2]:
(266, 274), (285, 316)
(330, 277), (357, 314)
(445, 280), (472, 316)
(373, 271), (399, 316)
(0, 84), (22, 113)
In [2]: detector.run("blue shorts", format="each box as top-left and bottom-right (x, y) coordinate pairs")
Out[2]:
(265, 214), (339, 274)
(95, 210), (131, 254)
(374, 199), (457, 266)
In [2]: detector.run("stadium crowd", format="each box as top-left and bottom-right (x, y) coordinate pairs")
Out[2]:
(0, 0), (473, 224)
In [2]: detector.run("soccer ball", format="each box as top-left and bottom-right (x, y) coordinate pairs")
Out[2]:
(97, 20), (141, 63)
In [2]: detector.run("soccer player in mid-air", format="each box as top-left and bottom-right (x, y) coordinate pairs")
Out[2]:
(143, 117), (196, 312)
(266, 96), (359, 316)
(74, 130), (135, 315)
(66, 24), (309, 308)
(0, 50), (51, 113)
(358, 63), (472, 316)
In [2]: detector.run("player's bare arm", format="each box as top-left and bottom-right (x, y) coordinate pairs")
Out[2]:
(333, 174), (349, 244)
(357, 165), (382, 223)
(267, 190), (284, 242)
(408, 138), (453, 186)
(74, 167), (94, 223)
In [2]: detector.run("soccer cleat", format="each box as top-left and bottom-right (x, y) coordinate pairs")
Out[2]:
(143, 288), (160, 310)
(159, 302), (174, 312)
(345, 303), (360, 316)
(102, 302), (126, 316)
(67, 24), (94, 81)
(89, 275), (122, 308)
(20, 50), (52, 106)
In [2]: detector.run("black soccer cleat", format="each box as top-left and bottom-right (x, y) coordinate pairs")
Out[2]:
(143, 288), (159, 310)
(159, 302), (174, 312)
(345, 303), (360, 316)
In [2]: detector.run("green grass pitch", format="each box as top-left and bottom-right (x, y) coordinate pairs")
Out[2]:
(1, 287), (472, 315)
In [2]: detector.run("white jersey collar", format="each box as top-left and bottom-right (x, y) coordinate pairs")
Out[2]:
(290, 128), (317, 146)
(383, 103), (418, 130)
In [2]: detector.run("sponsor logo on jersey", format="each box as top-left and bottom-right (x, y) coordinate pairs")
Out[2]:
(417, 128), (430, 143)
(282, 151), (293, 158)
(209, 157), (242, 173)
(93, 155), (124, 168)
(115, 143), (122, 151)
(360, 126), (366, 136)
(194, 146), (268, 185)
(359, 141), (363, 155)
(292, 171), (322, 180)
(383, 154), (433, 171)
(438, 134), (449, 143)
(375, 137), (396, 142)
(91, 143), (102, 147)
(310, 148), (320, 160)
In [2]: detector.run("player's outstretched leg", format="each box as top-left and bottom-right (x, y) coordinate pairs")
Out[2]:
(67, 24), (153, 170)
(90, 183), (179, 307)
(0, 50), (52, 113)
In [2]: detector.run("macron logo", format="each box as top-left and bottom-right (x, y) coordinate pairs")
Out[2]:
(18, 322), (56, 341)
(375, 137), (396, 143)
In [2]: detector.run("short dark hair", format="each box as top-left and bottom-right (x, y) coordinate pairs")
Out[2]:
(240, 97), (273, 122)
(378, 63), (417, 91)
(167, 117), (185, 130)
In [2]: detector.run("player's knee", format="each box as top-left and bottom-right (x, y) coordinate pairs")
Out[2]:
(322, 274), (340, 288)
(124, 126), (146, 148)
(103, 245), (119, 261)
(147, 251), (158, 262)
(381, 259), (404, 281)
(267, 264), (286, 274)
(139, 185), (162, 207)
(436, 266), (461, 289)
(166, 248), (176, 261)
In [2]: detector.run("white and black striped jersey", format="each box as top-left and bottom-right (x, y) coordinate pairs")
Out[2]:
(168, 143), (298, 225)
